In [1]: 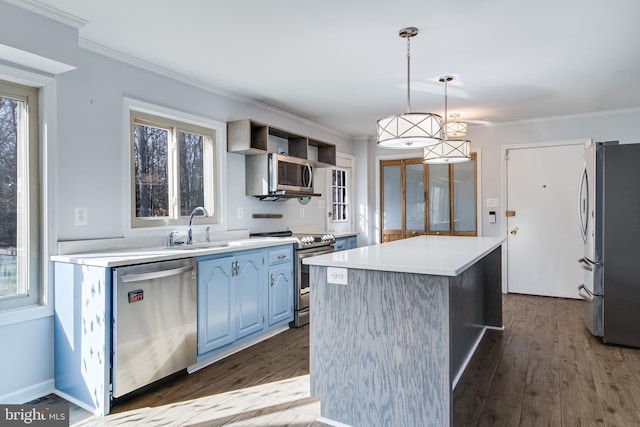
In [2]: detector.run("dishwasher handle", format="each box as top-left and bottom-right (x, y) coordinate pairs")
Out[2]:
(121, 265), (194, 283)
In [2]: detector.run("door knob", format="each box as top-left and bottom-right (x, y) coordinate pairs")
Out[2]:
(510, 227), (519, 235)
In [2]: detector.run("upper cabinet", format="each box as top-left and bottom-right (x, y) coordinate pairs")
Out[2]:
(227, 119), (336, 167)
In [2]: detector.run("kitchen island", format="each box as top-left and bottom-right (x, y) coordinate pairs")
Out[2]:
(304, 236), (504, 427)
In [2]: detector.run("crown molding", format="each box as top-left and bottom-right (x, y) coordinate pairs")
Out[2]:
(3, 0), (88, 28)
(78, 37), (352, 141)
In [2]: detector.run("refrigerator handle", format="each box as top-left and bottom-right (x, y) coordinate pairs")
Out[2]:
(577, 284), (594, 302)
(577, 257), (594, 271)
(577, 167), (588, 242)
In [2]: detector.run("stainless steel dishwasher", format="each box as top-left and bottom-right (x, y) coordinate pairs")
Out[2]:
(112, 258), (197, 398)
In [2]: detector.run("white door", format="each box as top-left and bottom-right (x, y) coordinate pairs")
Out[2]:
(506, 143), (584, 299)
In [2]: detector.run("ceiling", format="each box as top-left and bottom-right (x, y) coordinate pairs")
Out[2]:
(24, 0), (640, 138)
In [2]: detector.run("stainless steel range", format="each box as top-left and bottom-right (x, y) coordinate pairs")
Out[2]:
(250, 231), (335, 327)
(291, 233), (335, 327)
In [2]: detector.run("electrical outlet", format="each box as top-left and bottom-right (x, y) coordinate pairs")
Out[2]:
(328, 267), (348, 285)
(299, 207), (305, 218)
(237, 207), (244, 220)
(74, 207), (88, 225)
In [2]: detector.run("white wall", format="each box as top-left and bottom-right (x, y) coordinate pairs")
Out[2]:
(55, 48), (352, 241)
(0, 2), (352, 403)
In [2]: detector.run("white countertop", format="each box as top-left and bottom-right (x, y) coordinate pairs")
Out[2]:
(303, 235), (504, 276)
(50, 237), (297, 268)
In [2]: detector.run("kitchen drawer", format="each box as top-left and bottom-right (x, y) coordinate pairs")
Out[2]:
(268, 246), (292, 265)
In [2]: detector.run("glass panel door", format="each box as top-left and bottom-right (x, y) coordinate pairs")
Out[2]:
(381, 161), (403, 242)
(427, 164), (451, 234)
(453, 154), (477, 234)
(405, 161), (426, 238)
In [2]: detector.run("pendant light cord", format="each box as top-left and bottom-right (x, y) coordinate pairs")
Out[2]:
(439, 75), (454, 141)
(406, 35), (412, 113)
(443, 78), (448, 141)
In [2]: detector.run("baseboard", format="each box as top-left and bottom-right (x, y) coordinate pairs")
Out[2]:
(0, 379), (54, 404)
(316, 416), (354, 427)
(188, 325), (289, 374)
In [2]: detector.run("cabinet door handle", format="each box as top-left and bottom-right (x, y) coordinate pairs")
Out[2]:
(278, 254), (286, 260)
(232, 261), (239, 276)
(270, 274), (274, 287)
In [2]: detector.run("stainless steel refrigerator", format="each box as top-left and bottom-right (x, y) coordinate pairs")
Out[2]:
(578, 140), (640, 347)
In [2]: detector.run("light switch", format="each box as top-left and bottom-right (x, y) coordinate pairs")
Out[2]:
(327, 267), (348, 285)
(486, 198), (499, 208)
(489, 211), (496, 224)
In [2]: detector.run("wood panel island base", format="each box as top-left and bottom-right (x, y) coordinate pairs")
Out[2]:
(305, 236), (504, 427)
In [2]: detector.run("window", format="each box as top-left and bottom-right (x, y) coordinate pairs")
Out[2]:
(331, 168), (348, 222)
(0, 80), (39, 309)
(327, 155), (354, 235)
(129, 109), (219, 228)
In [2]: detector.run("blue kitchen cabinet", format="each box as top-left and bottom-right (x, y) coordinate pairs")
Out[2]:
(197, 250), (263, 355)
(334, 235), (357, 252)
(197, 255), (234, 354)
(267, 246), (293, 325)
(197, 244), (294, 359)
(235, 252), (264, 338)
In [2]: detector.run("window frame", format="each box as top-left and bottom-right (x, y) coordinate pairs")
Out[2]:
(0, 79), (40, 311)
(330, 167), (349, 223)
(124, 98), (226, 233)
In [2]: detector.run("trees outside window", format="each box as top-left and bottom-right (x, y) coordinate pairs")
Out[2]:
(130, 109), (216, 228)
(0, 80), (39, 309)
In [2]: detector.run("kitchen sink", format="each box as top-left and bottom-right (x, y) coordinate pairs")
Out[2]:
(167, 242), (230, 250)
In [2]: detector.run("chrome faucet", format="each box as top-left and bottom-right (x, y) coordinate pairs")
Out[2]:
(187, 206), (209, 245)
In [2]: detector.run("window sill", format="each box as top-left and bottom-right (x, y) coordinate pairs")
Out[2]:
(0, 304), (53, 327)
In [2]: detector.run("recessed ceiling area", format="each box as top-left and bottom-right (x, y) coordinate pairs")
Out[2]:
(23, 0), (640, 138)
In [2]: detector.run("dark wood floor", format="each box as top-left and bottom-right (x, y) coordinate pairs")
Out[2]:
(454, 293), (640, 426)
(112, 325), (312, 414)
(39, 293), (640, 426)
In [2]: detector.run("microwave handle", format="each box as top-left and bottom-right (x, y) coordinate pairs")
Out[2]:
(304, 163), (312, 190)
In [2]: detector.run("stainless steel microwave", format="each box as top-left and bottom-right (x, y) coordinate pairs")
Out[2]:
(245, 153), (321, 200)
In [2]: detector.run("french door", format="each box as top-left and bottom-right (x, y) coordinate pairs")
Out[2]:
(380, 154), (477, 242)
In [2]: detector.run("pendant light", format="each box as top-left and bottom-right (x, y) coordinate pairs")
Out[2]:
(423, 76), (471, 164)
(446, 113), (467, 137)
(377, 27), (442, 149)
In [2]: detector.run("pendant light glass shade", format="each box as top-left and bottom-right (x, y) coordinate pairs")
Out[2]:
(377, 112), (442, 148)
(376, 27), (442, 149)
(423, 138), (471, 163)
(423, 75), (471, 163)
(446, 121), (468, 137)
